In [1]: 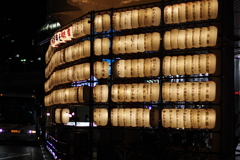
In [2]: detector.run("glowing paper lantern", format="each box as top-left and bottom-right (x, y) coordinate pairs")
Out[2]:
(163, 56), (171, 76)
(179, 3), (187, 23)
(111, 108), (118, 126)
(113, 12), (120, 31)
(172, 4), (179, 24)
(152, 32), (160, 51)
(162, 109), (170, 128)
(177, 56), (185, 75)
(55, 108), (62, 123)
(94, 108), (108, 126)
(164, 5), (172, 24)
(61, 108), (70, 124)
(132, 9), (139, 29)
(206, 53), (217, 74)
(152, 7), (161, 26)
(102, 14), (110, 31)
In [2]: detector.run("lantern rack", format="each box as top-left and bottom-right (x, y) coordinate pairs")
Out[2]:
(43, 0), (231, 159)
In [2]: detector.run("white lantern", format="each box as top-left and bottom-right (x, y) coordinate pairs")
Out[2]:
(138, 9), (145, 27)
(186, 2), (194, 22)
(177, 82), (185, 101)
(152, 7), (161, 26)
(177, 55), (185, 75)
(83, 40), (91, 57)
(94, 108), (108, 126)
(162, 109), (170, 128)
(176, 109), (184, 128)
(151, 83), (160, 102)
(162, 82), (170, 102)
(151, 57), (160, 77)
(93, 85), (101, 102)
(111, 108), (119, 126)
(131, 35), (138, 53)
(164, 5), (172, 24)
(61, 108), (70, 124)
(164, 31), (171, 50)
(184, 55), (193, 75)
(170, 56), (178, 76)
(193, 28), (201, 48)
(183, 109), (192, 128)
(132, 9), (139, 29)
(124, 84), (132, 102)
(103, 14), (110, 31)
(113, 12), (120, 31)
(186, 28), (193, 49)
(137, 59), (145, 78)
(192, 82), (199, 102)
(179, 3), (187, 23)
(102, 38), (110, 55)
(199, 54), (207, 74)
(205, 109), (216, 129)
(171, 29), (179, 49)
(125, 35), (132, 53)
(95, 15), (103, 32)
(151, 32), (160, 51)
(206, 53), (216, 74)
(69, 87), (78, 103)
(125, 11), (132, 29)
(94, 38), (102, 56)
(119, 36), (126, 54)
(169, 82), (177, 102)
(169, 109), (177, 128)
(83, 18), (91, 35)
(111, 84), (119, 102)
(192, 54), (200, 75)
(172, 4), (179, 24)
(193, 1), (201, 21)
(209, 0), (218, 19)
(205, 81), (216, 101)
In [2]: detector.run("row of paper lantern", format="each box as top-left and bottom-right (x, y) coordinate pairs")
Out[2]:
(94, 108), (159, 128)
(163, 54), (216, 76)
(46, 26), (217, 77)
(164, 26), (218, 50)
(112, 7), (161, 31)
(55, 108), (70, 124)
(45, 40), (91, 78)
(50, 18), (91, 48)
(164, 0), (218, 24)
(162, 81), (216, 102)
(111, 83), (160, 102)
(112, 57), (160, 78)
(45, 63), (90, 92)
(162, 108), (216, 129)
(113, 32), (160, 54)
(44, 86), (90, 106)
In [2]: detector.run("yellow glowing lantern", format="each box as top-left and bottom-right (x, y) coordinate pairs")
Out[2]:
(186, 2), (194, 21)
(137, 108), (143, 127)
(169, 82), (177, 102)
(111, 84), (119, 102)
(103, 14), (110, 31)
(184, 82), (192, 102)
(163, 56), (171, 76)
(124, 84), (132, 102)
(177, 82), (185, 101)
(132, 9), (139, 29)
(125, 11), (132, 29)
(119, 36), (126, 54)
(208, 26), (218, 47)
(205, 81), (216, 101)
(94, 38), (102, 56)
(186, 28), (193, 49)
(183, 109), (192, 128)
(205, 109), (216, 129)
(131, 59), (138, 78)
(61, 108), (70, 124)
(209, 0), (218, 19)
(138, 34), (145, 52)
(94, 108), (108, 126)
(138, 9), (145, 27)
(176, 109), (184, 128)
(143, 109), (150, 127)
(118, 84), (125, 102)
(93, 85), (101, 102)
(169, 109), (177, 128)
(162, 109), (170, 128)
(120, 11), (126, 30)
(192, 82), (199, 102)
(193, 1), (201, 21)
(131, 35), (138, 53)
(172, 4), (179, 24)
(145, 33), (152, 51)
(137, 59), (145, 78)
(143, 83), (151, 102)
(199, 109), (206, 129)
(171, 29), (179, 49)
(55, 108), (62, 123)
(179, 3), (187, 23)
(200, 27), (208, 47)
(145, 8), (153, 27)
(118, 108), (124, 127)
(111, 108), (119, 126)
(201, 0), (209, 20)
(206, 53), (216, 74)
(199, 54), (207, 74)
(131, 83), (138, 102)
(151, 57), (160, 77)
(162, 82), (170, 102)
(193, 28), (201, 48)
(126, 35), (132, 53)
(164, 31), (171, 50)
(113, 12), (120, 31)
(137, 83), (144, 102)
(124, 108), (131, 127)
(192, 54), (199, 75)
(170, 56), (178, 76)
(177, 56), (185, 75)
(144, 58), (151, 77)
(152, 32), (160, 51)
(83, 40), (90, 57)
(83, 18), (91, 35)
(69, 87), (78, 103)
(102, 38), (110, 55)
(191, 109), (199, 129)
(113, 36), (120, 55)
(131, 108), (137, 127)
(178, 30), (186, 49)
(152, 7), (161, 26)
(184, 55), (193, 75)
(199, 82), (207, 102)
(164, 5), (172, 24)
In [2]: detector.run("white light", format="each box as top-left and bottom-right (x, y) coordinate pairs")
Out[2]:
(46, 113), (50, 116)
(37, 57), (41, 61)
(15, 54), (19, 58)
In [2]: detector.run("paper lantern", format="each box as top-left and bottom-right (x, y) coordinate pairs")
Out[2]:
(171, 29), (179, 49)
(94, 38), (102, 56)
(69, 87), (78, 103)
(206, 53), (216, 74)
(102, 14), (110, 31)
(114, 59), (125, 78)
(186, 28), (193, 49)
(192, 82), (199, 102)
(126, 35), (132, 53)
(55, 108), (62, 123)
(131, 108), (137, 127)
(208, 26), (218, 47)
(183, 109), (191, 128)
(137, 83), (144, 102)
(169, 109), (177, 128)
(184, 55), (193, 75)
(193, 28), (201, 48)
(63, 88), (70, 104)
(152, 7), (161, 26)
(177, 56), (185, 75)
(172, 4), (179, 24)
(177, 82), (185, 101)
(205, 81), (216, 101)
(113, 36), (120, 55)
(137, 59), (145, 77)
(151, 83), (160, 102)
(124, 84), (132, 102)
(170, 56), (178, 76)
(184, 82), (192, 102)
(199, 82), (207, 102)
(111, 108), (119, 126)
(178, 30), (186, 49)
(94, 15), (103, 32)
(125, 11), (132, 29)
(152, 32), (160, 51)
(113, 12), (120, 31)
(209, 0), (218, 19)
(93, 85), (101, 102)
(191, 109), (199, 129)
(83, 18), (90, 35)
(164, 31), (171, 50)
(199, 54), (207, 74)
(143, 83), (151, 102)
(162, 109), (170, 128)
(138, 34), (145, 52)
(164, 5), (172, 24)
(143, 109), (150, 127)
(201, 0), (209, 20)
(169, 82), (177, 102)
(131, 59), (138, 78)
(124, 59), (132, 78)
(144, 58), (151, 77)
(61, 108), (70, 124)
(176, 109), (184, 128)
(193, 1), (201, 21)
(94, 108), (108, 126)
(145, 33), (152, 51)
(145, 8), (153, 27)
(77, 86), (84, 103)
(83, 40), (90, 57)
(102, 38), (110, 55)
(163, 56), (171, 76)
(151, 57), (160, 77)
(186, 2), (194, 21)
(118, 108), (124, 126)
(200, 27), (208, 47)
(119, 36), (126, 54)
(138, 9), (145, 27)
(179, 3), (187, 23)
(205, 109), (216, 129)
(132, 9), (139, 29)
(82, 63), (90, 80)
(192, 54), (199, 75)
(124, 108), (131, 127)
(137, 108), (143, 127)
(102, 61), (109, 79)
(131, 83), (138, 102)
(117, 84), (124, 102)
(162, 82), (170, 102)
(131, 35), (138, 53)
(102, 86), (110, 102)
(120, 11), (126, 30)
(111, 84), (118, 102)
